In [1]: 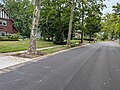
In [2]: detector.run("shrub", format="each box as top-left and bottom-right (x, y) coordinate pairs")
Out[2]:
(0, 34), (20, 41)
(53, 31), (64, 45)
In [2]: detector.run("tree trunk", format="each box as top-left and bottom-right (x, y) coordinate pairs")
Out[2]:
(67, 0), (74, 47)
(27, 0), (41, 54)
(81, 0), (84, 43)
(89, 33), (91, 43)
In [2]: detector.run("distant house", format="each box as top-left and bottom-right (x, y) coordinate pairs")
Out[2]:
(74, 30), (82, 39)
(0, 7), (18, 36)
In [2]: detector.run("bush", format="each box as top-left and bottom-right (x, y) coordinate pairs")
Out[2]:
(53, 31), (64, 45)
(0, 34), (20, 41)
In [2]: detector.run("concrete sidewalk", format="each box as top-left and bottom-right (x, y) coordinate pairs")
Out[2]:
(0, 45), (62, 70)
(0, 56), (32, 70)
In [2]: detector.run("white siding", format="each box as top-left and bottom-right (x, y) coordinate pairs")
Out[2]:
(5, 13), (7, 18)
(3, 11), (4, 18)
(0, 10), (10, 19)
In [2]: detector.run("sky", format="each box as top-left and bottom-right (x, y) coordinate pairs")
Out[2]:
(102, 0), (120, 14)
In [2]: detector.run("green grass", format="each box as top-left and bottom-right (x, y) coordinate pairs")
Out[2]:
(0, 40), (56, 53)
(39, 41), (83, 54)
(0, 39), (95, 53)
(118, 42), (120, 46)
(39, 46), (68, 54)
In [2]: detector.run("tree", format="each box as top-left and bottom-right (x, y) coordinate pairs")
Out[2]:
(84, 0), (104, 42)
(86, 14), (101, 42)
(77, 0), (88, 43)
(75, 0), (105, 43)
(113, 3), (120, 16)
(3, 0), (105, 45)
(4, 0), (34, 37)
(113, 3), (120, 41)
(101, 13), (120, 41)
(67, 0), (75, 46)
(39, 0), (71, 44)
(27, 0), (41, 54)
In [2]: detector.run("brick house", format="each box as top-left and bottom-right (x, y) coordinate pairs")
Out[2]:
(0, 7), (18, 36)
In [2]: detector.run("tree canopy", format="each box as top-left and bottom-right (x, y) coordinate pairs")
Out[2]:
(2, 0), (118, 44)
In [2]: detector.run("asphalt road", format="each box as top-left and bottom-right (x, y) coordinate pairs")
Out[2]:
(0, 41), (120, 90)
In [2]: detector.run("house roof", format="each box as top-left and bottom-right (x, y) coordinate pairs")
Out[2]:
(0, 7), (14, 22)
(0, 7), (18, 32)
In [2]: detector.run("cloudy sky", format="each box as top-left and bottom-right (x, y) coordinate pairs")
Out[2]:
(102, 0), (120, 14)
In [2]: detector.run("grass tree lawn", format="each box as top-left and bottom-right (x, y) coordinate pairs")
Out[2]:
(0, 40), (56, 53)
(0, 40), (84, 53)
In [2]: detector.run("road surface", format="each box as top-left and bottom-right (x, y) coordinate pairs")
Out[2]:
(0, 42), (120, 90)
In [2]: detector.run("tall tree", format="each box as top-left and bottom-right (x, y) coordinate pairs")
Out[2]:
(67, 0), (75, 46)
(101, 13), (120, 41)
(85, 0), (104, 42)
(113, 3), (120, 41)
(27, 0), (41, 54)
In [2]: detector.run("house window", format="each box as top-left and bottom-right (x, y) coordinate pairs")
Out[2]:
(0, 20), (7, 26)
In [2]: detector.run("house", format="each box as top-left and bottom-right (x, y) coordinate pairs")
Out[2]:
(0, 7), (18, 36)
(74, 30), (82, 39)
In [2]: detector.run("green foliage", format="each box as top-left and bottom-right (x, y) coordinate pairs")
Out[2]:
(82, 0), (104, 41)
(101, 13), (120, 40)
(0, 34), (20, 41)
(40, 0), (71, 43)
(113, 3), (120, 16)
(53, 31), (64, 44)
(4, 0), (34, 37)
(3, 0), (105, 44)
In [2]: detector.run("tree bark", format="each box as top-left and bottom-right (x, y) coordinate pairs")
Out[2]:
(81, 0), (84, 43)
(67, 0), (74, 47)
(27, 0), (41, 54)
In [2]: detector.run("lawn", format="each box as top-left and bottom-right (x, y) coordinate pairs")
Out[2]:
(0, 40), (90, 53)
(38, 45), (68, 54)
(0, 40), (56, 53)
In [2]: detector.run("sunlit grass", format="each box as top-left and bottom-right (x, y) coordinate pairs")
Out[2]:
(0, 39), (96, 53)
(118, 42), (120, 46)
(0, 40), (56, 53)
(38, 46), (68, 54)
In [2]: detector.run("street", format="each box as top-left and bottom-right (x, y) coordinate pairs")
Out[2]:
(0, 41), (120, 90)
